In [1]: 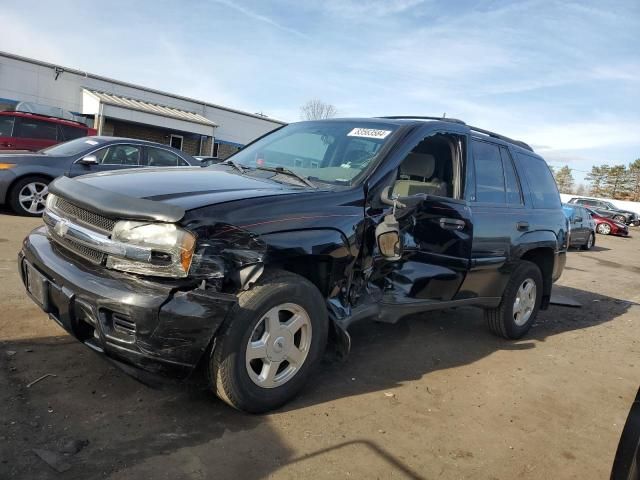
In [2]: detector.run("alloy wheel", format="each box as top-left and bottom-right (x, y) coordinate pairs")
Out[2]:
(513, 278), (536, 327)
(245, 302), (312, 389)
(18, 181), (48, 214)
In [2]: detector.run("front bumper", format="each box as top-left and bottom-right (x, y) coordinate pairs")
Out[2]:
(20, 226), (236, 378)
(0, 169), (17, 204)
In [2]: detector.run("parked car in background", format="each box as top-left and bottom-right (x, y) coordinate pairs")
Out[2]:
(19, 117), (569, 412)
(563, 203), (595, 250)
(0, 111), (96, 152)
(586, 208), (629, 236)
(194, 155), (222, 167)
(568, 197), (638, 226)
(0, 136), (199, 216)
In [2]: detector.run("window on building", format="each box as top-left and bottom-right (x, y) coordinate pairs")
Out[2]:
(170, 134), (183, 150)
(0, 116), (15, 137)
(14, 118), (58, 140)
(515, 153), (561, 209)
(95, 145), (141, 165)
(472, 139), (506, 203)
(146, 147), (181, 166)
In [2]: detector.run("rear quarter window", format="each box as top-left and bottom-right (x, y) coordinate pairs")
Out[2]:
(515, 153), (561, 209)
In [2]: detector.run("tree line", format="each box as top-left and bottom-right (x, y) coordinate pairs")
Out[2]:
(552, 159), (640, 201)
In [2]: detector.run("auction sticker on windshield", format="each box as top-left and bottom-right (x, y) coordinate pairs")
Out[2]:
(347, 128), (392, 139)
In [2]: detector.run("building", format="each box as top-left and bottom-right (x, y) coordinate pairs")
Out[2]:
(0, 51), (285, 157)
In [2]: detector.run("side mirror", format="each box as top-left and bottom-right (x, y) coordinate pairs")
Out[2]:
(375, 215), (402, 261)
(78, 155), (98, 165)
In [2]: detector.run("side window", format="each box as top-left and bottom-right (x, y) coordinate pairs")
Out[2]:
(94, 145), (141, 165)
(146, 147), (180, 167)
(60, 125), (86, 141)
(472, 140), (505, 203)
(0, 116), (15, 137)
(500, 147), (522, 205)
(14, 118), (58, 140)
(393, 132), (462, 199)
(515, 153), (561, 209)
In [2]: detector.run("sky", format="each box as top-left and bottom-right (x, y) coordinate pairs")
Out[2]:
(2, 0), (639, 183)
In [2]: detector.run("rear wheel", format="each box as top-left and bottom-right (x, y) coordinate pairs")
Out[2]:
(485, 261), (542, 339)
(208, 270), (328, 413)
(597, 223), (611, 235)
(8, 176), (50, 216)
(582, 232), (595, 250)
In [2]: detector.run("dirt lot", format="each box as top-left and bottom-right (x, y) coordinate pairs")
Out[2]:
(0, 211), (638, 480)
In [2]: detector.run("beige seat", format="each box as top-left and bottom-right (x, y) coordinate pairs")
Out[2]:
(393, 153), (448, 197)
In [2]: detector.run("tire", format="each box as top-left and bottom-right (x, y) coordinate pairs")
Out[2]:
(208, 270), (328, 413)
(8, 175), (50, 216)
(613, 215), (626, 223)
(581, 233), (595, 250)
(597, 223), (611, 235)
(485, 261), (543, 339)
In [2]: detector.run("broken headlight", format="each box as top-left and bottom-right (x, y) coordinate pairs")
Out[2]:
(106, 221), (196, 278)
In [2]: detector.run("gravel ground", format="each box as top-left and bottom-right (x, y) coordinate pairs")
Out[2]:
(0, 211), (638, 480)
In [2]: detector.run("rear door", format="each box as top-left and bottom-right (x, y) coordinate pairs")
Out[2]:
(457, 139), (526, 299)
(12, 117), (60, 151)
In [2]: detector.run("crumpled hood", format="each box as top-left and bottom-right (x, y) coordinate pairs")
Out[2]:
(75, 166), (303, 210)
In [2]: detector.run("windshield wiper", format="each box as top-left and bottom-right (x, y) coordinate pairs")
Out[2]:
(256, 166), (316, 188)
(222, 159), (246, 173)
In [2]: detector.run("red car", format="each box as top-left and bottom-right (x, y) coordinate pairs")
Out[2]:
(586, 208), (629, 236)
(0, 111), (96, 152)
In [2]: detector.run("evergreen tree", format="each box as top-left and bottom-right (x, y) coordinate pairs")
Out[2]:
(554, 166), (574, 193)
(604, 164), (628, 199)
(627, 159), (640, 201)
(586, 165), (609, 197)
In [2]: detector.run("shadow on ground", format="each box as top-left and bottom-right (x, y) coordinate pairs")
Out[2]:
(0, 285), (634, 479)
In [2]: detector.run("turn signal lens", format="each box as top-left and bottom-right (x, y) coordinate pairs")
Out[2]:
(0, 163), (16, 170)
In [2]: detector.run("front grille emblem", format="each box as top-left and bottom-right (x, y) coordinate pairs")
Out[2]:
(54, 219), (70, 238)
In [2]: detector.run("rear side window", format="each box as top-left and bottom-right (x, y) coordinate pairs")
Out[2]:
(0, 116), (14, 137)
(95, 145), (141, 165)
(14, 118), (58, 140)
(500, 147), (522, 204)
(515, 153), (561, 209)
(146, 147), (181, 166)
(60, 125), (86, 141)
(472, 139), (505, 203)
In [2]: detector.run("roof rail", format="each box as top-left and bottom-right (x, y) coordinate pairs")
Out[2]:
(468, 125), (533, 152)
(378, 115), (467, 125)
(378, 116), (534, 152)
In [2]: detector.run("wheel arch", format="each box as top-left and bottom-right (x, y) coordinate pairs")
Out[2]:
(519, 246), (555, 310)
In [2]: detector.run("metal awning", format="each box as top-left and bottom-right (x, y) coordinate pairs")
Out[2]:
(81, 89), (216, 136)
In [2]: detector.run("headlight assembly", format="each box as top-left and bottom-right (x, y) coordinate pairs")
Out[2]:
(106, 221), (196, 278)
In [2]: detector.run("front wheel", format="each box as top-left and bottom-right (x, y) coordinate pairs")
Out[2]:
(597, 223), (611, 235)
(8, 176), (50, 216)
(613, 215), (626, 223)
(208, 270), (328, 413)
(485, 261), (543, 339)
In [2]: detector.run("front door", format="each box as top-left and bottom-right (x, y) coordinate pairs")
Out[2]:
(68, 144), (144, 177)
(369, 130), (473, 303)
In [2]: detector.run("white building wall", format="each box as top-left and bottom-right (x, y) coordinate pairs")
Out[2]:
(0, 52), (284, 145)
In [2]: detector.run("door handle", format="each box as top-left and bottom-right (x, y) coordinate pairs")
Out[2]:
(516, 221), (529, 231)
(439, 218), (465, 230)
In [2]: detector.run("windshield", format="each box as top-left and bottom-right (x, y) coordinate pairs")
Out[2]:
(222, 121), (398, 185)
(41, 137), (105, 156)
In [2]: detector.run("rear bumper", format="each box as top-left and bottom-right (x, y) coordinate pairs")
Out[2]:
(20, 226), (236, 378)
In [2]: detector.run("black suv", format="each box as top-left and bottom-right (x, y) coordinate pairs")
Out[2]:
(567, 197), (638, 226)
(20, 117), (568, 412)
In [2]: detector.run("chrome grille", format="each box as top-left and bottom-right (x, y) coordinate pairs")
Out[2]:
(51, 235), (105, 264)
(55, 197), (116, 234)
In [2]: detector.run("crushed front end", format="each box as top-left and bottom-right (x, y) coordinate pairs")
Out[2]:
(19, 180), (246, 378)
